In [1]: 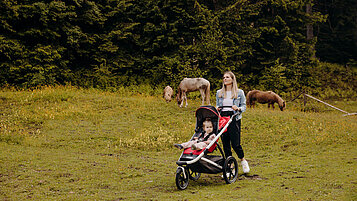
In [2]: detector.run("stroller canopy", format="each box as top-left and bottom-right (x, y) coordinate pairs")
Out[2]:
(195, 106), (219, 125)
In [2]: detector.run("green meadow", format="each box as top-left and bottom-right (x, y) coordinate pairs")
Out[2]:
(0, 86), (356, 200)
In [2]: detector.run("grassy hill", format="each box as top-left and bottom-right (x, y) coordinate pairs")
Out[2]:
(0, 86), (356, 200)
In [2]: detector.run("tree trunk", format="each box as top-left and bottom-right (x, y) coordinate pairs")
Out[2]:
(306, 3), (313, 40)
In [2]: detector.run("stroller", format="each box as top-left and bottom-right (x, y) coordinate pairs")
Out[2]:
(175, 105), (239, 190)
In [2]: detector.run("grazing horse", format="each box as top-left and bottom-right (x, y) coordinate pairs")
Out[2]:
(163, 86), (173, 102)
(176, 78), (210, 107)
(246, 90), (286, 111)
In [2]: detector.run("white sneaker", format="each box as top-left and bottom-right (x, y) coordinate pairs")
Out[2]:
(241, 160), (250, 173)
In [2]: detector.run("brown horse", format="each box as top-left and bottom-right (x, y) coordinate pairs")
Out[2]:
(246, 90), (286, 111)
(163, 86), (173, 102)
(176, 78), (210, 107)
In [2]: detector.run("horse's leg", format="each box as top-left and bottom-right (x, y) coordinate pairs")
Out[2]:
(184, 92), (188, 107)
(205, 86), (210, 105)
(200, 89), (205, 105)
(180, 92), (185, 108)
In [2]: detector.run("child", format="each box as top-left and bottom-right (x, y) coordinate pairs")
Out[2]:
(174, 118), (216, 150)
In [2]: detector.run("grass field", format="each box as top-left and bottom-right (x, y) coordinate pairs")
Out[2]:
(0, 86), (356, 200)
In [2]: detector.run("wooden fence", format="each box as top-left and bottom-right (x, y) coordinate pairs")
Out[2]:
(290, 92), (357, 116)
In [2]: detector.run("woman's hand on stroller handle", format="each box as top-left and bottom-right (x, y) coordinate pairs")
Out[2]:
(232, 105), (241, 111)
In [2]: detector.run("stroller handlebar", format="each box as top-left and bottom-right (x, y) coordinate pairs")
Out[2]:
(217, 106), (239, 118)
(218, 106), (233, 108)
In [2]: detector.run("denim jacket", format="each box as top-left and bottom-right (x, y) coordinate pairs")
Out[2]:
(216, 89), (246, 121)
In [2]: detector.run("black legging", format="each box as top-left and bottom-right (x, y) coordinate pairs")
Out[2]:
(221, 119), (244, 159)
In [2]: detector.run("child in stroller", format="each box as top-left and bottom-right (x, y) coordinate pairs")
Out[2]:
(175, 106), (239, 190)
(174, 118), (216, 150)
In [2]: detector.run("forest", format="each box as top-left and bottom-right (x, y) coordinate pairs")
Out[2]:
(1, 0), (356, 98)
(0, 2), (356, 199)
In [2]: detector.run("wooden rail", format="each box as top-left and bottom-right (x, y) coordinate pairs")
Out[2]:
(290, 93), (357, 116)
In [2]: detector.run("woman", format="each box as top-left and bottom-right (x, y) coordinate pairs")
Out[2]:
(216, 71), (250, 173)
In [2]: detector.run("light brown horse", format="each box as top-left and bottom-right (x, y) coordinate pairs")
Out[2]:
(163, 86), (173, 102)
(246, 90), (286, 111)
(176, 78), (210, 107)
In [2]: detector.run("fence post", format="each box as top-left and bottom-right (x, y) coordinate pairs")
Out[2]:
(290, 91), (304, 102)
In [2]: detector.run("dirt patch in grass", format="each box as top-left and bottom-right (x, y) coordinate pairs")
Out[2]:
(239, 174), (267, 180)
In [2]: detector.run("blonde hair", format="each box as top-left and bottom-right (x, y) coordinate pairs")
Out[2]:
(218, 71), (239, 99)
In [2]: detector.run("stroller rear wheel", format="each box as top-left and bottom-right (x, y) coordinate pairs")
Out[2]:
(188, 168), (201, 181)
(175, 167), (189, 190)
(223, 156), (238, 184)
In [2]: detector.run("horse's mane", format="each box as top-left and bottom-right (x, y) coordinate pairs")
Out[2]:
(270, 91), (285, 108)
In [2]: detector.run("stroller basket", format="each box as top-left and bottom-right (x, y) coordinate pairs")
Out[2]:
(187, 155), (224, 174)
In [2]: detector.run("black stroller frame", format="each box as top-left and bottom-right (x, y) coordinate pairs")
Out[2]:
(175, 106), (239, 190)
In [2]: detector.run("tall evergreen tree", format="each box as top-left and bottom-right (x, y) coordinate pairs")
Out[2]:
(315, 0), (357, 64)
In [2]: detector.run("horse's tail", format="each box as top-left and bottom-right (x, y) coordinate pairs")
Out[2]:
(205, 82), (210, 105)
(246, 91), (252, 106)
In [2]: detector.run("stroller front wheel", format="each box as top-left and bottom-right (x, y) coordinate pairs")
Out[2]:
(223, 156), (238, 184)
(175, 167), (189, 190)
